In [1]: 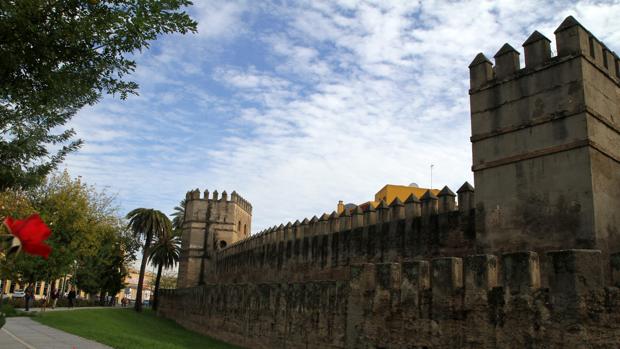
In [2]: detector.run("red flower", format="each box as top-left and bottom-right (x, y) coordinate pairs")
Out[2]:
(3, 214), (52, 259)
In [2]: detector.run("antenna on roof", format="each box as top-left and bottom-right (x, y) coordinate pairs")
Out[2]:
(430, 164), (434, 189)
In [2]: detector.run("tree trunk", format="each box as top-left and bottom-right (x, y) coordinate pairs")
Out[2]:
(153, 263), (163, 311)
(134, 233), (152, 312)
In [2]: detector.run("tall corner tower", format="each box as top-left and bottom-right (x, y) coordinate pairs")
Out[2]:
(468, 16), (620, 254)
(177, 189), (252, 288)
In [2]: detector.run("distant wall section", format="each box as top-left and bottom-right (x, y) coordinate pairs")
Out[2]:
(177, 189), (252, 288)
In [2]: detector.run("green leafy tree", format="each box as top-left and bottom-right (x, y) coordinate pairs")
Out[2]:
(150, 269), (177, 290)
(0, 172), (92, 286)
(0, 0), (197, 190)
(75, 225), (133, 304)
(0, 172), (138, 299)
(148, 232), (180, 310)
(0, 189), (36, 298)
(126, 208), (171, 312)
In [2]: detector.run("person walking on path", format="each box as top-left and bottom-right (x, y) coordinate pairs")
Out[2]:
(24, 284), (34, 311)
(51, 287), (60, 309)
(40, 292), (48, 312)
(67, 287), (76, 308)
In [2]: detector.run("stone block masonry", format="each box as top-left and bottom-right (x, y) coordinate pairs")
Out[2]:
(470, 16), (620, 257)
(162, 16), (620, 348)
(159, 249), (620, 348)
(213, 188), (474, 285)
(178, 189), (252, 288)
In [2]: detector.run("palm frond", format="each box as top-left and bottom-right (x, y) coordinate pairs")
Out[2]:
(148, 234), (181, 269)
(126, 208), (172, 242)
(170, 199), (187, 230)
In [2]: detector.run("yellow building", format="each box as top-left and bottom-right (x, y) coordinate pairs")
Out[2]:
(1, 268), (155, 304)
(337, 184), (440, 213)
(0, 278), (86, 300)
(115, 268), (155, 303)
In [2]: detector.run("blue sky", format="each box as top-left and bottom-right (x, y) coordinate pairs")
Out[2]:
(62, 1), (620, 232)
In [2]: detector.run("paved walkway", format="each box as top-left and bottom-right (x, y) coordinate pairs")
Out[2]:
(15, 306), (121, 313)
(0, 317), (112, 349)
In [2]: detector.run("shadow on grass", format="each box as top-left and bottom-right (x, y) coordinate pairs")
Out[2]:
(34, 308), (243, 349)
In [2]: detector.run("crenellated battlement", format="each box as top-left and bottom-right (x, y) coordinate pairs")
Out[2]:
(183, 188), (252, 215)
(470, 16), (620, 91)
(470, 16), (620, 257)
(214, 183), (476, 284)
(177, 188), (253, 287)
(222, 184), (466, 250)
(230, 190), (252, 214)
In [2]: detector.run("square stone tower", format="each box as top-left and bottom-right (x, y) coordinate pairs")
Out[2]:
(176, 189), (252, 288)
(469, 17), (620, 254)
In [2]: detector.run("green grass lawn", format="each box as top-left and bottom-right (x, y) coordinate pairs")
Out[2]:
(34, 308), (242, 349)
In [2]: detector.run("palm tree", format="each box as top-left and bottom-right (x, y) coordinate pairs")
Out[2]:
(170, 199), (186, 231)
(126, 208), (171, 312)
(148, 231), (181, 311)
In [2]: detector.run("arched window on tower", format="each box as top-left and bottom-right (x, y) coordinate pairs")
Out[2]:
(238, 221), (241, 233)
(244, 224), (247, 236)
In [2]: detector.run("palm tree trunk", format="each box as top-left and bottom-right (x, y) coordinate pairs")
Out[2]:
(135, 233), (152, 312)
(153, 263), (163, 311)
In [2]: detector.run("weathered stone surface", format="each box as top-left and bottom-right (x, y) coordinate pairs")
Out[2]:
(160, 251), (620, 348)
(177, 190), (252, 287)
(471, 15), (620, 261)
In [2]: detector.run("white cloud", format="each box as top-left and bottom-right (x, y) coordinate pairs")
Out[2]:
(63, 1), (620, 234)
(214, 66), (291, 90)
(193, 1), (249, 39)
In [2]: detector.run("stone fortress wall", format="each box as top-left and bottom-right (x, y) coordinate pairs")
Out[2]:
(163, 17), (620, 348)
(211, 184), (475, 285)
(161, 249), (620, 348)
